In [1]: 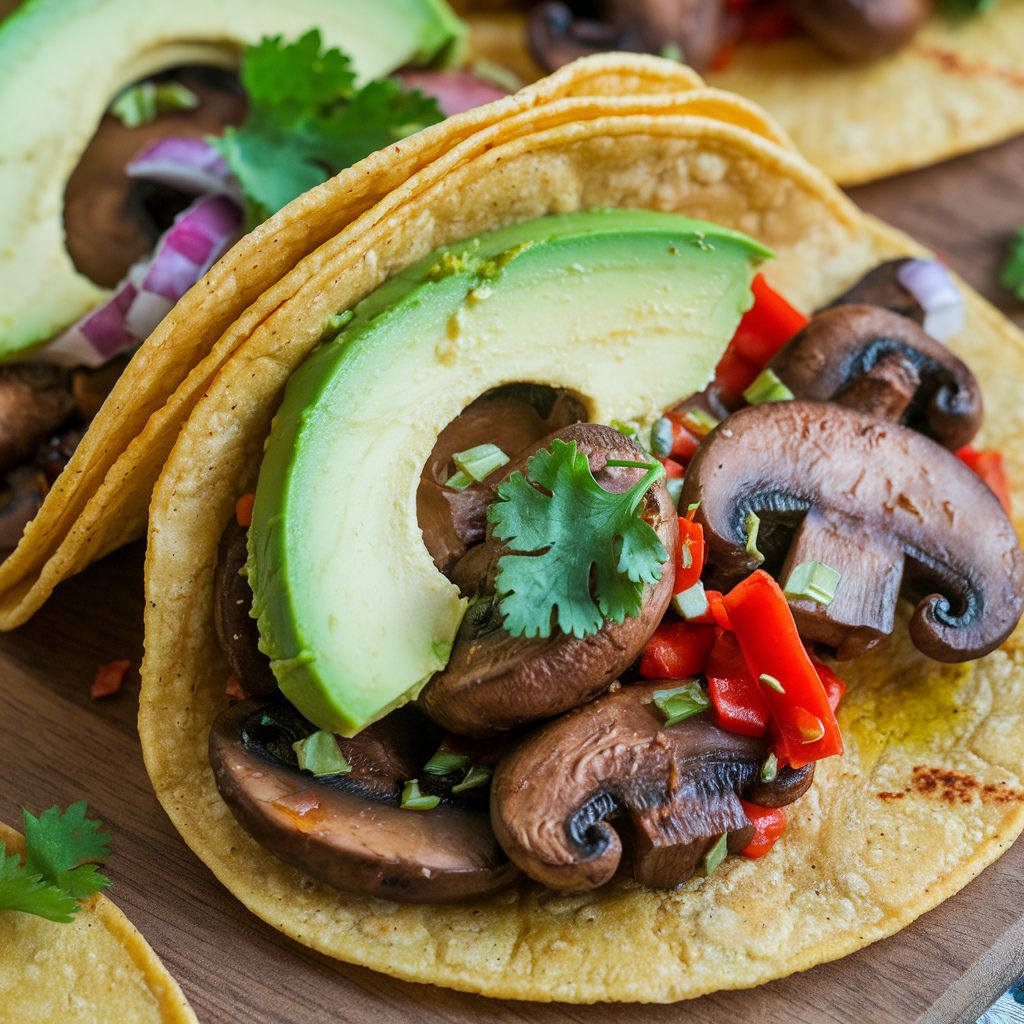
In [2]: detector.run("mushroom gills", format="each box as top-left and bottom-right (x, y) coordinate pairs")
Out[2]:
(490, 683), (811, 892)
(419, 422), (677, 736)
(210, 698), (517, 903)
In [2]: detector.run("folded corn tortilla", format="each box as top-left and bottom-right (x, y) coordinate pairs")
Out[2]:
(136, 57), (1024, 1001)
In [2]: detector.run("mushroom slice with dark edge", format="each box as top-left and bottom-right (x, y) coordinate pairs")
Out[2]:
(0, 364), (77, 475)
(824, 260), (927, 324)
(528, 1), (725, 74)
(418, 422), (678, 737)
(766, 304), (982, 450)
(784, 0), (930, 61)
(209, 698), (518, 903)
(490, 682), (812, 891)
(682, 400), (1024, 661)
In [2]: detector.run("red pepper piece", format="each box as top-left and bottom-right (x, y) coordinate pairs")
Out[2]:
(741, 1), (796, 43)
(235, 492), (256, 528)
(956, 445), (1012, 516)
(659, 457), (684, 479)
(91, 659), (131, 700)
(707, 590), (733, 631)
(639, 622), (717, 680)
(811, 656), (846, 712)
(705, 631), (770, 736)
(713, 344), (761, 404)
(738, 801), (787, 859)
(225, 676), (247, 702)
(723, 570), (844, 765)
(664, 414), (701, 463)
(731, 274), (809, 367)
(674, 517), (705, 595)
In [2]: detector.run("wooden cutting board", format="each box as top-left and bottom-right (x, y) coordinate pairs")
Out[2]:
(4, 23), (1024, 1024)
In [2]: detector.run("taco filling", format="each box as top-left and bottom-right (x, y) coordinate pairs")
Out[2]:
(0, 0), (479, 546)
(205, 208), (1024, 903)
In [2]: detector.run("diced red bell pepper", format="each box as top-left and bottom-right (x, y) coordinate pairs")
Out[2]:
(225, 676), (247, 702)
(956, 445), (1012, 516)
(639, 622), (717, 680)
(731, 274), (809, 367)
(664, 414), (701, 462)
(713, 344), (762, 403)
(91, 659), (131, 700)
(706, 631), (770, 736)
(741, 1), (796, 43)
(660, 457), (684, 479)
(723, 570), (844, 766)
(707, 590), (733, 631)
(674, 517), (705, 595)
(739, 801), (787, 859)
(811, 656), (846, 712)
(235, 492), (256, 528)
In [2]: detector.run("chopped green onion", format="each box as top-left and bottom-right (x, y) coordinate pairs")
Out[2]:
(292, 731), (351, 777)
(681, 408), (719, 437)
(400, 779), (440, 811)
(652, 680), (709, 726)
(783, 560), (841, 606)
(472, 57), (522, 92)
(610, 418), (638, 437)
(760, 752), (778, 783)
(759, 673), (785, 694)
(686, 501), (701, 516)
(423, 749), (471, 776)
(452, 764), (493, 793)
(453, 443), (509, 482)
(672, 581), (709, 621)
(702, 833), (729, 876)
(743, 368), (795, 406)
(744, 510), (765, 564)
(660, 41), (684, 62)
(444, 469), (474, 491)
(110, 81), (199, 128)
(665, 477), (684, 508)
(650, 416), (674, 457)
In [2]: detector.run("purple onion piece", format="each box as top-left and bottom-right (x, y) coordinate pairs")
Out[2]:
(896, 259), (965, 342)
(44, 279), (140, 368)
(126, 136), (242, 201)
(397, 69), (508, 117)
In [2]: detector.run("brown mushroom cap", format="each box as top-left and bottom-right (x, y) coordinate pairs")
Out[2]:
(767, 304), (982, 450)
(210, 699), (517, 903)
(528, 1), (724, 74)
(681, 401), (1024, 661)
(0, 364), (76, 475)
(490, 682), (809, 892)
(785, 0), (930, 61)
(419, 422), (678, 736)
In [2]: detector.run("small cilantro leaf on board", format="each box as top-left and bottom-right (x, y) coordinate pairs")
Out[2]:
(1000, 228), (1024, 300)
(488, 439), (668, 639)
(212, 30), (444, 226)
(937, 0), (996, 14)
(0, 803), (111, 923)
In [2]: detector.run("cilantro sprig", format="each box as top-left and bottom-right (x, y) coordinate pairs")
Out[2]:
(488, 439), (668, 639)
(0, 803), (111, 923)
(1001, 227), (1024, 300)
(213, 29), (444, 226)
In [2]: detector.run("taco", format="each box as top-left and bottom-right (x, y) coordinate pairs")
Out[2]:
(0, 0), (467, 577)
(524, 0), (1024, 185)
(0, 819), (197, 1023)
(134, 55), (1024, 1002)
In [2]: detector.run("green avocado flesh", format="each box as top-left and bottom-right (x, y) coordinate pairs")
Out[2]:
(0, 0), (464, 354)
(249, 209), (770, 736)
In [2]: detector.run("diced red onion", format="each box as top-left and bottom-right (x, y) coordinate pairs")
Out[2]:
(45, 279), (139, 368)
(126, 136), (241, 200)
(897, 259), (964, 342)
(397, 69), (508, 117)
(125, 194), (241, 338)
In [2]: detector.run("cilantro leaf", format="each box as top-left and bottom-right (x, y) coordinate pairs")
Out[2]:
(212, 30), (444, 226)
(1000, 227), (1024, 300)
(0, 803), (111, 923)
(937, 0), (996, 14)
(488, 439), (668, 639)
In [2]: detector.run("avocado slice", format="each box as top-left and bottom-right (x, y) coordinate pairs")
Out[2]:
(249, 209), (771, 736)
(0, 0), (465, 355)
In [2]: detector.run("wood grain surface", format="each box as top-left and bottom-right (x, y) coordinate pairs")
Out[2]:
(4, 40), (1024, 1024)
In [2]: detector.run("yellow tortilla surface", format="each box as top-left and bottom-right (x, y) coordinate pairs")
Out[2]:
(0, 823), (197, 1023)
(708, 1), (1024, 185)
(137, 61), (1024, 1002)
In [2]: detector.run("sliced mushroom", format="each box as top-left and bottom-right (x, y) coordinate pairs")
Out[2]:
(210, 698), (517, 903)
(824, 260), (926, 324)
(214, 521), (279, 697)
(0, 364), (76, 475)
(682, 401), (1024, 661)
(766, 305), (982, 450)
(785, 0), (930, 61)
(490, 682), (808, 891)
(0, 467), (48, 549)
(419, 423), (677, 736)
(529, 0), (725, 74)
(418, 385), (585, 574)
